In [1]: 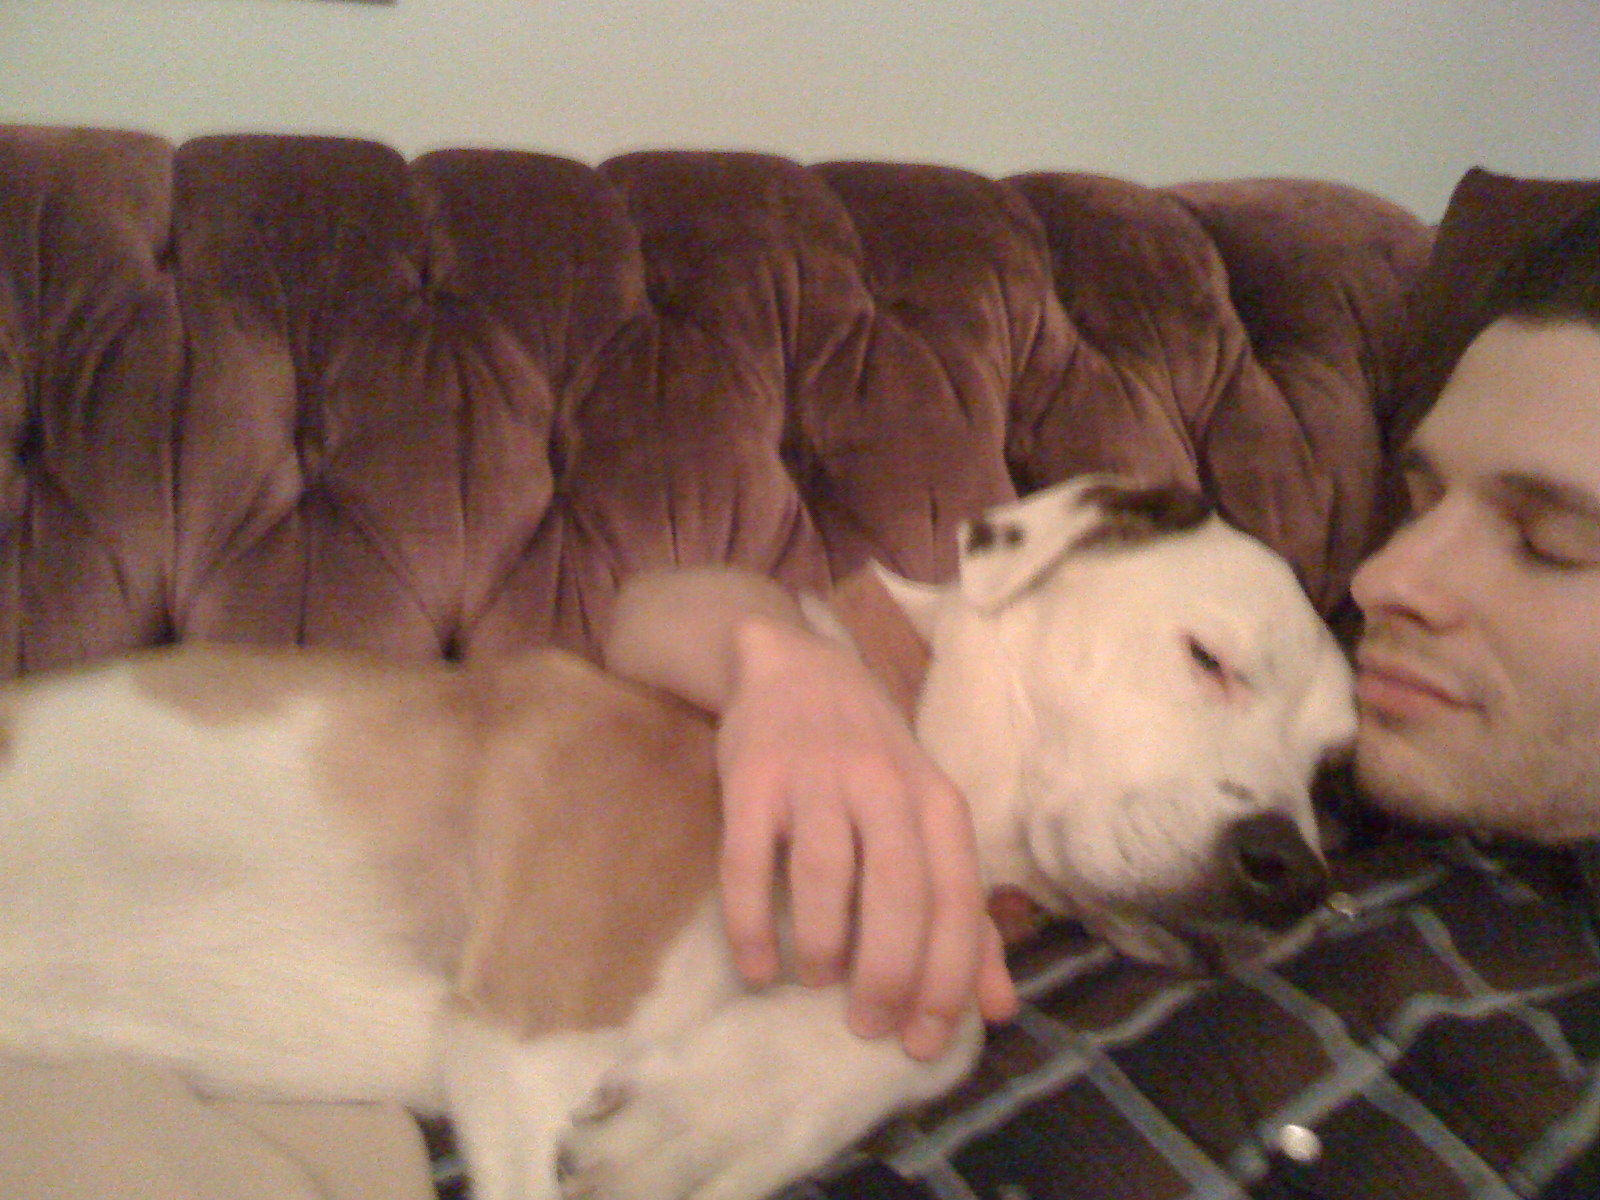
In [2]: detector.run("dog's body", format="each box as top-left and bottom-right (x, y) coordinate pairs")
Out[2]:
(0, 478), (1357, 1200)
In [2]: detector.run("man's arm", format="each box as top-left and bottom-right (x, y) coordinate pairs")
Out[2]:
(603, 566), (1016, 1060)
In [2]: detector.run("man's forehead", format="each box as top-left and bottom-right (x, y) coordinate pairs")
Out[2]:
(1412, 319), (1600, 497)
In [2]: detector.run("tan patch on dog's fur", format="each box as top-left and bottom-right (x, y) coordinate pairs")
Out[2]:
(314, 649), (721, 1038)
(462, 653), (720, 1037)
(133, 643), (721, 1039)
(827, 572), (930, 720)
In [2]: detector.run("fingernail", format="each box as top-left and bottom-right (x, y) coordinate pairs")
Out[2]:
(799, 960), (843, 988)
(849, 1003), (895, 1040)
(736, 950), (780, 989)
(904, 1014), (951, 1060)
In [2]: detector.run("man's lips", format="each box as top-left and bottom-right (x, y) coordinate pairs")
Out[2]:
(1355, 652), (1476, 718)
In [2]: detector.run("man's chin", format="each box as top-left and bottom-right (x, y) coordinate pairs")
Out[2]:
(1354, 726), (1475, 830)
(1356, 728), (1555, 841)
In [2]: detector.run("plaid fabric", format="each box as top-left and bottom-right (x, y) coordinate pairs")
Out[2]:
(798, 838), (1600, 1200)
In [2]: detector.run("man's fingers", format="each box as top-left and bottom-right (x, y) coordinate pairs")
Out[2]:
(846, 785), (931, 1041)
(900, 775), (1001, 1059)
(718, 770), (784, 987)
(787, 792), (859, 987)
(976, 916), (1020, 1025)
(713, 646), (1001, 1062)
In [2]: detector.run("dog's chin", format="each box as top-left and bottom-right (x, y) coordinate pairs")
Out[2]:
(1087, 912), (1208, 972)
(1082, 909), (1292, 976)
(991, 887), (1249, 972)
(988, 886), (1054, 945)
(991, 884), (1305, 974)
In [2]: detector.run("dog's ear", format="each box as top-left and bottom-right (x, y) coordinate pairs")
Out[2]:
(957, 477), (1213, 611)
(870, 563), (943, 641)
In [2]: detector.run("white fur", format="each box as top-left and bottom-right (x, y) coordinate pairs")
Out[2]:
(441, 898), (979, 1200)
(0, 666), (451, 1104)
(0, 476), (1356, 1200)
(895, 477), (1356, 961)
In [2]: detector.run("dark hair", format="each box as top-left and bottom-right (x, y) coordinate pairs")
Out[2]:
(1489, 198), (1600, 330)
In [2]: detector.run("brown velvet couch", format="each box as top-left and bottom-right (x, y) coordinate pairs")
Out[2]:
(0, 126), (1435, 677)
(0, 124), (1449, 1198)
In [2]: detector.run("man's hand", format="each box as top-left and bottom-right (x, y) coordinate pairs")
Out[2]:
(718, 615), (1017, 1060)
(603, 566), (1018, 1059)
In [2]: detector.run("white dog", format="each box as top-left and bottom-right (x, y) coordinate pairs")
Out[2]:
(0, 476), (1355, 1200)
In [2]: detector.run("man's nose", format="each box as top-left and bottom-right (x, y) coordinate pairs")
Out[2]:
(1350, 501), (1470, 629)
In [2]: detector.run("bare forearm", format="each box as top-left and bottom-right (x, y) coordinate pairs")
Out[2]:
(603, 566), (809, 713)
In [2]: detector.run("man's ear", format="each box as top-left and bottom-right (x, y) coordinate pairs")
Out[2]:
(956, 476), (1214, 612)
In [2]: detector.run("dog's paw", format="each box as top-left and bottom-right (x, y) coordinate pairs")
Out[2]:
(556, 1063), (703, 1200)
(555, 1053), (792, 1200)
(552, 991), (940, 1200)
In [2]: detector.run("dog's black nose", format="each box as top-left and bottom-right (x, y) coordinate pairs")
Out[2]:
(1223, 812), (1329, 926)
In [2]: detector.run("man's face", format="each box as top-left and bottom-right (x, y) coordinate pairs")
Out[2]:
(1351, 317), (1600, 842)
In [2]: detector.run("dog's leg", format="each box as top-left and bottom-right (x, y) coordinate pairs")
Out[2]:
(555, 985), (982, 1200)
(441, 899), (750, 1200)
(442, 1017), (626, 1200)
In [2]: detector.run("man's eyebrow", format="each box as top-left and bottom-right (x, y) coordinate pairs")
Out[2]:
(1393, 442), (1600, 522)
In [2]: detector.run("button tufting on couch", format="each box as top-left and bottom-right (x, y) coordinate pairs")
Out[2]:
(0, 126), (1432, 673)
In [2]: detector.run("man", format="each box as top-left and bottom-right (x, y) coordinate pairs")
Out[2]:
(604, 202), (1600, 1195)
(1352, 208), (1600, 849)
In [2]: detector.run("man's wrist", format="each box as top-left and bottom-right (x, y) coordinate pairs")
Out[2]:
(730, 612), (823, 691)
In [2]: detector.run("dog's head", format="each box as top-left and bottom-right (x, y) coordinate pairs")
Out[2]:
(881, 476), (1357, 969)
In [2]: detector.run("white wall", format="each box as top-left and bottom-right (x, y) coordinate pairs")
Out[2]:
(2, 0), (1597, 220)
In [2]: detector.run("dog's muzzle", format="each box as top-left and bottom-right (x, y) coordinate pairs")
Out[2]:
(1221, 812), (1329, 928)
(1141, 812), (1332, 973)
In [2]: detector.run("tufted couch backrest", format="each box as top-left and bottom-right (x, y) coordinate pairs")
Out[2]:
(0, 127), (1431, 674)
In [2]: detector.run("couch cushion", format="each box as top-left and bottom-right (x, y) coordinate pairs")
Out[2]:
(0, 129), (1432, 669)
